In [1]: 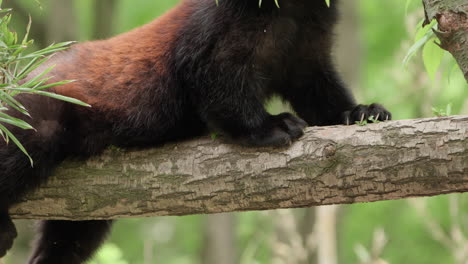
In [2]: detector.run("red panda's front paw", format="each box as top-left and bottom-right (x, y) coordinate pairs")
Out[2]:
(342, 103), (392, 125)
(244, 113), (307, 147)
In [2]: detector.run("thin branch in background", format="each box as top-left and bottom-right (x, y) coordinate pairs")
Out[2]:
(409, 196), (468, 264)
(354, 228), (389, 264)
(202, 214), (237, 264)
(46, 0), (78, 43)
(316, 205), (339, 264)
(92, 0), (117, 40)
(408, 199), (453, 248)
(271, 209), (309, 264)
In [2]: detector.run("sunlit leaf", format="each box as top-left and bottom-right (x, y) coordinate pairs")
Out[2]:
(422, 38), (444, 80)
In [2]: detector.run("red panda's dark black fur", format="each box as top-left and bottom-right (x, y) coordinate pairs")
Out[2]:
(0, 0), (391, 263)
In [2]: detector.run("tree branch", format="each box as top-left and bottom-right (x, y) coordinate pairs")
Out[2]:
(9, 116), (468, 220)
(422, 0), (468, 80)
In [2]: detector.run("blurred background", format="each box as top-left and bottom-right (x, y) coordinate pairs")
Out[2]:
(4, 0), (468, 263)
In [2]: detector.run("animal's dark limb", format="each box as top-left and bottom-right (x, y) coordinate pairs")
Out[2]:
(29, 220), (113, 264)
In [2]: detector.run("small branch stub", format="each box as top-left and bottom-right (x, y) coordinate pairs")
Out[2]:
(423, 0), (468, 80)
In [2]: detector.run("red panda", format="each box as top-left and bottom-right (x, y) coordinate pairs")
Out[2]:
(0, 0), (391, 263)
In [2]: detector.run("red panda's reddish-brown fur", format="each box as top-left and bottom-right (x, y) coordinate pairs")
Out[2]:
(50, 2), (192, 111)
(0, 1), (391, 263)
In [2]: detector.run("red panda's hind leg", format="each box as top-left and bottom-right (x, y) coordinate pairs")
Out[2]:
(0, 213), (17, 257)
(0, 96), (72, 258)
(29, 220), (113, 264)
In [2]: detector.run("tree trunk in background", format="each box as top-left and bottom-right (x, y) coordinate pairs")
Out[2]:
(335, 0), (361, 92)
(92, 0), (117, 40)
(47, 0), (77, 42)
(316, 206), (339, 264)
(298, 209), (317, 264)
(202, 214), (237, 264)
(272, 210), (307, 264)
(313, 2), (362, 264)
(422, 0), (468, 81)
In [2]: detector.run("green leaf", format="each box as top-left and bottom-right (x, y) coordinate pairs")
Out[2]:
(0, 90), (29, 116)
(415, 19), (436, 41)
(0, 123), (33, 166)
(20, 65), (55, 88)
(403, 19), (438, 66)
(274, 0), (279, 8)
(0, 112), (33, 130)
(21, 15), (32, 44)
(403, 30), (433, 66)
(325, 0), (330, 7)
(35, 90), (91, 107)
(33, 79), (75, 91)
(444, 56), (460, 84)
(422, 38), (444, 80)
(15, 55), (48, 80)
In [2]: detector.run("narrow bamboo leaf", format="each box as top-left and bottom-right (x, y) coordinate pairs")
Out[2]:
(0, 129), (7, 143)
(34, 79), (75, 90)
(2, 87), (35, 92)
(0, 8), (12, 15)
(21, 65), (55, 87)
(0, 123), (33, 166)
(0, 90), (30, 116)
(21, 15), (32, 44)
(0, 101), (30, 116)
(415, 19), (436, 41)
(0, 89), (25, 108)
(403, 31), (433, 66)
(10, 45), (27, 58)
(0, 112), (33, 130)
(16, 42), (74, 60)
(35, 91), (91, 107)
(15, 56), (46, 80)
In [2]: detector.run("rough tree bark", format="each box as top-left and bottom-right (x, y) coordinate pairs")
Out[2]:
(8, 115), (468, 220)
(422, 0), (468, 80)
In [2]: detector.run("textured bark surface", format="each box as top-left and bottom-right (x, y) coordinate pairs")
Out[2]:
(9, 116), (468, 220)
(422, 0), (468, 80)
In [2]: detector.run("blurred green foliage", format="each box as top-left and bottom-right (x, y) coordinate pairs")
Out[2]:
(5, 0), (468, 264)
(88, 243), (128, 264)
